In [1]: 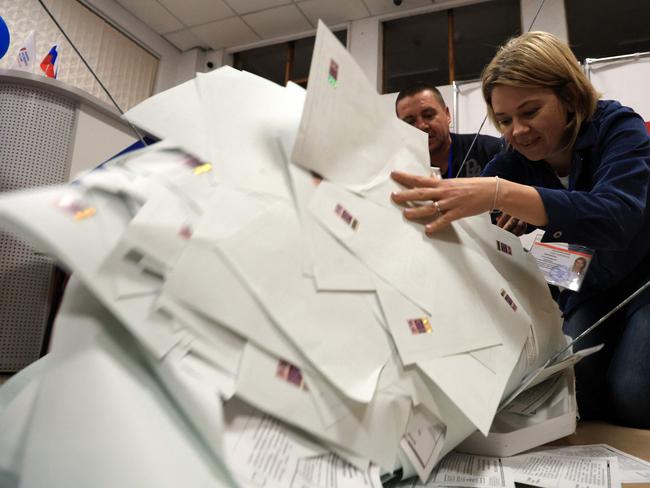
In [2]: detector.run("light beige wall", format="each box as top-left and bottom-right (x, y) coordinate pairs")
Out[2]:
(69, 104), (138, 180)
(0, 0), (158, 111)
(520, 0), (568, 40)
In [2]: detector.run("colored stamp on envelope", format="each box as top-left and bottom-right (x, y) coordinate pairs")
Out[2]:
(183, 156), (212, 175)
(335, 203), (359, 230)
(496, 240), (512, 255)
(500, 289), (518, 312)
(328, 59), (339, 86)
(55, 194), (96, 221)
(276, 360), (308, 390)
(408, 318), (432, 335)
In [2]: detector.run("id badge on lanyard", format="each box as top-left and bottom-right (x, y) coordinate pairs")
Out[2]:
(528, 231), (594, 291)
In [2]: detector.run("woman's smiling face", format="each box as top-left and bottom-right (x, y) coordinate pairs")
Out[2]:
(491, 84), (573, 171)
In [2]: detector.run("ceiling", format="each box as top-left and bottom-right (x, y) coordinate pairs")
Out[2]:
(115, 0), (437, 52)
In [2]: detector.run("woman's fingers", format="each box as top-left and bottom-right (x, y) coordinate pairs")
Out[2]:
(391, 171), (439, 189)
(403, 202), (442, 220)
(425, 210), (455, 234)
(511, 219), (528, 236)
(391, 187), (439, 204)
(496, 213), (529, 236)
(496, 212), (510, 227)
(391, 174), (500, 236)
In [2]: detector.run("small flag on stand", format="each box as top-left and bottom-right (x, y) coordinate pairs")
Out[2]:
(14, 31), (35, 70)
(40, 44), (59, 78)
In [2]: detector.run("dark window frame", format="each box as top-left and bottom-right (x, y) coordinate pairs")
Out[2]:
(382, 1), (521, 93)
(233, 30), (347, 88)
(565, 0), (650, 62)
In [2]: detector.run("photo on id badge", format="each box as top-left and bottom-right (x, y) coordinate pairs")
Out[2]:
(547, 252), (591, 291)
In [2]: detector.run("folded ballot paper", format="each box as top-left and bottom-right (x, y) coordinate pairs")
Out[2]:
(0, 21), (601, 487)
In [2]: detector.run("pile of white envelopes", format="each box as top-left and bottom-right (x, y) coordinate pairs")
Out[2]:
(0, 23), (588, 488)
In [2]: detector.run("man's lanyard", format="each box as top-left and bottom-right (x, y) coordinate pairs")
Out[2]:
(446, 145), (454, 179)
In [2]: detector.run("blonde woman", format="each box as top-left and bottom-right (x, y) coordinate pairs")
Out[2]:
(391, 32), (650, 428)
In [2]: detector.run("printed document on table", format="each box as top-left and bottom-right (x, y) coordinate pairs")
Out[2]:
(224, 399), (382, 488)
(528, 444), (650, 484)
(504, 453), (621, 488)
(395, 452), (515, 488)
(399, 406), (447, 482)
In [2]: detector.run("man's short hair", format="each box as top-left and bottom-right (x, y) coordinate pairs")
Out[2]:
(395, 83), (447, 110)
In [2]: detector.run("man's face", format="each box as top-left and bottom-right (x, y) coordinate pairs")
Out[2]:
(396, 90), (451, 155)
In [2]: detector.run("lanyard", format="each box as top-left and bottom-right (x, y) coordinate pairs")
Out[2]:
(446, 144), (453, 179)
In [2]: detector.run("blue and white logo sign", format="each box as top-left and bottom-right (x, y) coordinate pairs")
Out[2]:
(0, 16), (10, 60)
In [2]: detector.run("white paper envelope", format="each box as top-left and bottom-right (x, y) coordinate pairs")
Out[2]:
(418, 315), (528, 435)
(277, 82), (307, 168)
(119, 185), (200, 277)
(155, 292), (245, 379)
(288, 163), (376, 291)
(376, 364), (478, 480)
(0, 186), (180, 358)
(216, 201), (392, 403)
(292, 22), (404, 186)
(100, 241), (163, 299)
(163, 238), (307, 368)
(458, 215), (566, 370)
(411, 227), (532, 434)
(235, 342), (411, 471)
(399, 406), (447, 482)
(374, 280), (501, 365)
(124, 77), (210, 163)
(350, 142), (431, 209)
(195, 68), (297, 199)
(307, 181), (502, 352)
(458, 214), (560, 315)
(0, 366), (41, 476)
(18, 280), (235, 488)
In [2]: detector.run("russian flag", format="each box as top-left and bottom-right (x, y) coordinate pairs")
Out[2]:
(40, 44), (58, 78)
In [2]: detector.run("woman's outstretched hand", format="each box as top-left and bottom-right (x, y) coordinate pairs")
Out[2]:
(390, 171), (498, 235)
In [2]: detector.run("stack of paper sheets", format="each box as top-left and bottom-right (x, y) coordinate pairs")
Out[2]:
(394, 443), (650, 487)
(0, 22), (599, 487)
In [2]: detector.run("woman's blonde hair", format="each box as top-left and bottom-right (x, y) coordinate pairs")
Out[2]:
(481, 31), (599, 149)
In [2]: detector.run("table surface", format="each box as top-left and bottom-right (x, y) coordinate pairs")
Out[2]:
(550, 421), (650, 488)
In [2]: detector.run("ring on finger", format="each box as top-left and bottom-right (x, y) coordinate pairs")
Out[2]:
(434, 200), (443, 217)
